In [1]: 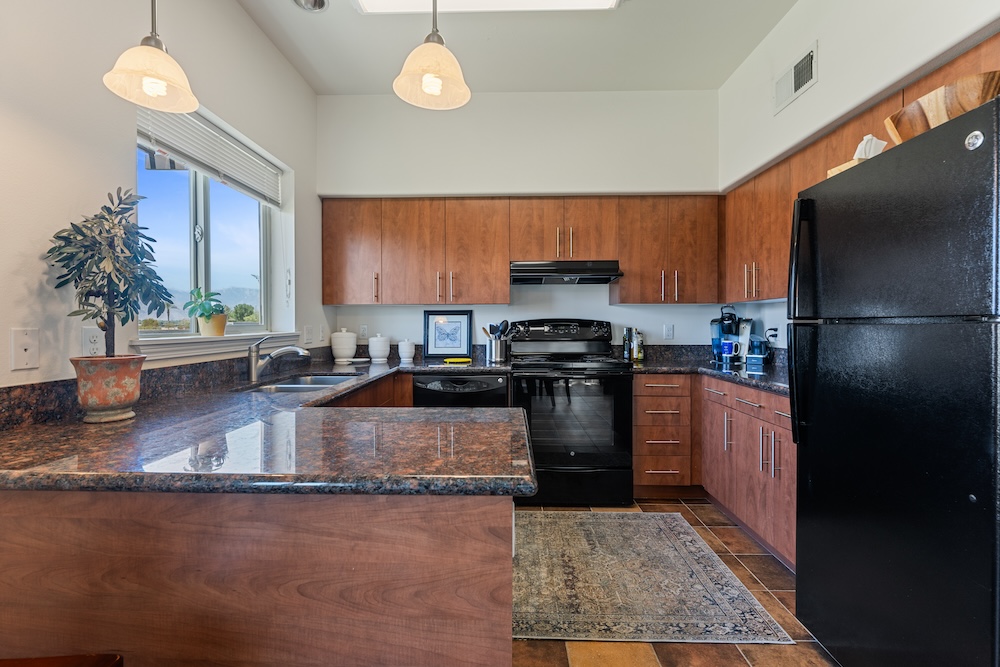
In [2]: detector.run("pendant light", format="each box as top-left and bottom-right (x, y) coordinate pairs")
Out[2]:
(392, 0), (471, 110)
(103, 0), (199, 114)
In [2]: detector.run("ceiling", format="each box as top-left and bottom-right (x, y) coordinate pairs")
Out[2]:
(236, 0), (798, 96)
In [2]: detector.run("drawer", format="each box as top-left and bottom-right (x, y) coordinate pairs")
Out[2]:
(700, 376), (733, 406)
(633, 425), (691, 456)
(760, 390), (792, 429)
(633, 374), (690, 397)
(729, 384), (770, 420)
(633, 396), (690, 426)
(633, 455), (691, 486)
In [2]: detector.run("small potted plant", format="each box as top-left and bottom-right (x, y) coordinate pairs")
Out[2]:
(183, 288), (228, 336)
(47, 188), (173, 423)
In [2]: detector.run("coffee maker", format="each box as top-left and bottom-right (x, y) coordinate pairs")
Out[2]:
(710, 305), (753, 365)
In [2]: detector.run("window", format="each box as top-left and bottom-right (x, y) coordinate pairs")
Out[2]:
(134, 109), (282, 337)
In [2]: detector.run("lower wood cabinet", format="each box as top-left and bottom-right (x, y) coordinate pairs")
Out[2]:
(699, 376), (796, 567)
(323, 373), (397, 407)
(633, 374), (693, 490)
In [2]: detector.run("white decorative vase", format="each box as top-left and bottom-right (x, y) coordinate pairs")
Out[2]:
(368, 334), (390, 363)
(398, 339), (416, 364)
(331, 328), (357, 364)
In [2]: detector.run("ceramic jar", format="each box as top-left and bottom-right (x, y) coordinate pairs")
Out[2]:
(368, 333), (390, 363)
(331, 328), (357, 364)
(398, 339), (416, 364)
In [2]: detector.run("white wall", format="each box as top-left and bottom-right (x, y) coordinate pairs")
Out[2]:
(0, 1), (319, 388)
(317, 91), (719, 196)
(719, 0), (1000, 189)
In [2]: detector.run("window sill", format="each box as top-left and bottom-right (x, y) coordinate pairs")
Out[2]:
(129, 332), (301, 362)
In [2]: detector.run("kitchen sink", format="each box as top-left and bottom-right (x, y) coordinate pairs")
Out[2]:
(249, 374), (361, 393)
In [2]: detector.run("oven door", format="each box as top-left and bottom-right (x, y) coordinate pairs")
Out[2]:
(511, 371), (633, 506)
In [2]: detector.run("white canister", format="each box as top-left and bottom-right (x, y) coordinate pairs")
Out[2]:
(398, 339), (416, 363)
(368, 333), (390, 362)
(331, 328), (357, 364)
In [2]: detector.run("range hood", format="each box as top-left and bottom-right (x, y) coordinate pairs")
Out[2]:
(510, 260), (623, 285)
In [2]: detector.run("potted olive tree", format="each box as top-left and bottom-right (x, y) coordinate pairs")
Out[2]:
(47, 188), (173, 423)
(184, 288), (228, 336)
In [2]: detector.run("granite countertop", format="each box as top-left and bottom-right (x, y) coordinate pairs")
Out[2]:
(0, 361), (535, 497)
(631, 363), (789, 395)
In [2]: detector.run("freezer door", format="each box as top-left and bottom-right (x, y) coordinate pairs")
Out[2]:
(791, 98), (1000, 320)
(792, 321), (1000, 666)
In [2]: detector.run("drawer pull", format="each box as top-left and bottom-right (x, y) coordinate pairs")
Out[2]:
(645, 440), (681, 445)
(735, 397), (763, 408)
(645, 383), (680, 388)
(644, 470), (681, 475)
(704, 387), (726, 396)
(645, 410), (680, 415)
(774, 410), (792, 418)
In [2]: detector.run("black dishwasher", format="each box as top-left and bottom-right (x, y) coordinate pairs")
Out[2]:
(412, 374), (509, 407)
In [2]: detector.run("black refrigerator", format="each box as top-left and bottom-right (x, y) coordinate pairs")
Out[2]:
(789, 97), (1000, 666)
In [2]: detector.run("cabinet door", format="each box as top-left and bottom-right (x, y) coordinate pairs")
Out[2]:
(730, 415), (771, 542)
(668, 196), (719, 303)
(764, 424), (796, 565)
(722, 180), (755, 302)
(613, 196), (670, 303)
(753, 161), (792, 300)
(562, 196), (618, 260)
(445, 198), (510, 304)
(321, 199), (382, 305)
(509, 197), (563, 261)
(381, 198), (446, 304)
(701, 400), (733, 507)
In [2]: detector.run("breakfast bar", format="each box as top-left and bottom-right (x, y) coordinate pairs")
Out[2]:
(0, 385), (534, 667)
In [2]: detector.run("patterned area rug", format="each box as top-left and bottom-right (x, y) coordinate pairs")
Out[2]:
(513, 511), (793, 643)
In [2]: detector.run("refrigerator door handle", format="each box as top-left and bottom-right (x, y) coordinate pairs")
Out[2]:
(788, 198), (815, 319)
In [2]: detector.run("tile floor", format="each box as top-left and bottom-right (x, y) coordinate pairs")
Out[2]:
(513, 498), (840, 667)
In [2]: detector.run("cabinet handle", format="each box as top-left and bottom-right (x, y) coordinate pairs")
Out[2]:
(644, 470), (681, 475)
(771, 430), (780, 479)
(774, 410), (792, 418)
(556, 227), (561, 259)
(723, 411), (730, 451)
(373, 272), (379, 303)
(449, 271), (454, 302)
(674, 269), (679, 302)
(660, 270), (665, 302)
(759, 425), (769, 472)
(752, 261), (760, 298)
(704, 387), (727, 396)
(645, 410), (680, 415)
(735, 397), (762, 408)
(743, 263), (750, 300)
(645, 440), (681, 445)
(436, 271), (441, 303)
(569, 227), (574, 257)
(645, 383), (680, 388)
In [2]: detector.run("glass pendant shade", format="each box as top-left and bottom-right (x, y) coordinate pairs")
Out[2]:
(393, 41), (471, 110)
(103, 44), (199, 113)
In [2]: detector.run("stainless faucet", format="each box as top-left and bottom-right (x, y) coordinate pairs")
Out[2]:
(247, 335), (311, 382)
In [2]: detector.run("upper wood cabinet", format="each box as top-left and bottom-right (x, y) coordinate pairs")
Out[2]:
(322, 198), (382, 305)
(722, 161), (790, 303)
(509, 196), (617, 261)
(381, 198), (446, 305)
(612, 196), (718, 304)
(445, 198), (510, 304)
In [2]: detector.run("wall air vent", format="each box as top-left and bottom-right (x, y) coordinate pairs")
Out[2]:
(774, 41), (818, 114)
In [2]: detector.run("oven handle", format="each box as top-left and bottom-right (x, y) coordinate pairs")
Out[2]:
(535, 465), (629, 473)
(512, 370), (630, 378)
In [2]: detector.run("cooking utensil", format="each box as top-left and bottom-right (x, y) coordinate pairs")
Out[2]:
(482, 326), (491, 338)
(499, 320), (509, 337)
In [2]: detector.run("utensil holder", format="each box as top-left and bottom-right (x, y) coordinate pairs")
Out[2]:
(486, 339), (507, 364)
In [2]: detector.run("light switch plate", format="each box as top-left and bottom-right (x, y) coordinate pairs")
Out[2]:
(10, 328), (39, 370)
(303, 325), (314, 345)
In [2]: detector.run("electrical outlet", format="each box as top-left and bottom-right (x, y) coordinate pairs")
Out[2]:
(82, 326), (102, 356)
(663, 324), (675, 340)
(10, 328), (39, 370)
(303, 325), (314, 345)
(360, 324), (369, 338)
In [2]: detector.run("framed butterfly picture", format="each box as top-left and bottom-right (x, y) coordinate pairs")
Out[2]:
(423, 310), (472, 359)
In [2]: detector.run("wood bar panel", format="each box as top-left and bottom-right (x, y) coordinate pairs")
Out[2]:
(0, 492), (513, 667)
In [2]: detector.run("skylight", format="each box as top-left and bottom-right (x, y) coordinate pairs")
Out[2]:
(353, 0), (620, 13)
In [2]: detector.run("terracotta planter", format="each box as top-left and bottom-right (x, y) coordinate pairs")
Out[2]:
(69, 355), (146, 423)
(198, 313), (228, 336)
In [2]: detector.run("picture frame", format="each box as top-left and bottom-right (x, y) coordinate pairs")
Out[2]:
(423, 310), (473, 358)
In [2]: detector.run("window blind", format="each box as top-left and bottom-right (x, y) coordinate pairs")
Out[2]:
(137, 108), (282, 207)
